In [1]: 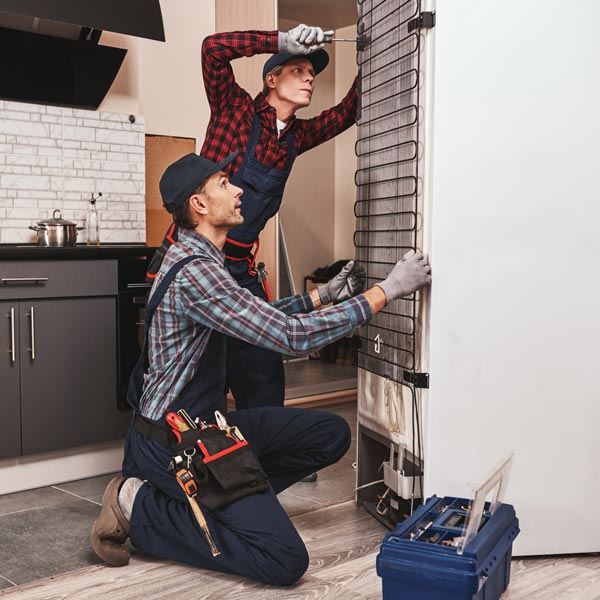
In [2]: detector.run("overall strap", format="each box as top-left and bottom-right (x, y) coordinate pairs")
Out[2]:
(246, 112), (296, 171)
(283, 126), (295, 171)
(127, 254), (204, 414)
(245, 113), (262, 160)
(145, 255), (203, 321)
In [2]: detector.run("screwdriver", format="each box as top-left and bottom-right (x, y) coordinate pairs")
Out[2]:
(323, 33), (367, 50)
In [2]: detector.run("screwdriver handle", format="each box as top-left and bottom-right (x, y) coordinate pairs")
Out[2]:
(166, 412), (189, 441)
(177, 408), (198, 430)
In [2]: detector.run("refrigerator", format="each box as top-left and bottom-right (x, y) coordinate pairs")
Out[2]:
(355, 0), (600, 555)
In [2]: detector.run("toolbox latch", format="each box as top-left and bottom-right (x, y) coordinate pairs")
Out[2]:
(408, 11), (436, 32)
(402, 370), (430, 388)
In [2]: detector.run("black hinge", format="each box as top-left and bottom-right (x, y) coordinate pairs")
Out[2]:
(403, 371), (430, 388)
(408, 11), (436, 33)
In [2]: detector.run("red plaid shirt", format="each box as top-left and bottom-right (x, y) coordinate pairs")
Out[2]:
(200, 30), (358, 175)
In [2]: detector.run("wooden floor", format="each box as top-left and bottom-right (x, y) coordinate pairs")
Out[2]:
(1, 499), (598, 599)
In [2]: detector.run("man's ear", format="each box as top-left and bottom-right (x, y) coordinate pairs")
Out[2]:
(265, 72), (277, 90)
(189, 193), (209, 216)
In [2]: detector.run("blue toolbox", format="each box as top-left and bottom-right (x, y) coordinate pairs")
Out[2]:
(376, 455), (520, 600)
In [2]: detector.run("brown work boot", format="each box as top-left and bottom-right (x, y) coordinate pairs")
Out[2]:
(91, 476), (131, 567)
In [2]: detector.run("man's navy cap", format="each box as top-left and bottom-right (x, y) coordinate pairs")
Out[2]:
(159, 152), (239, 214)
(262, 49), (329, 81)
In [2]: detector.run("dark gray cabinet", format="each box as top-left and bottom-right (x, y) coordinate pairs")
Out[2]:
(0, 301), (21, 458)
(0, 260), (118, 457)
(18, 297), (116, 454)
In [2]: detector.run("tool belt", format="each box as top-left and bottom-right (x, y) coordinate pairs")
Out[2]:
(134, 413), (176, 445)
(223, 237), (272, 301)
(224, 236), (260, 278)
(134, 412), (269, 510)
(146, 223), (178, 282)
(223, 237), (256, 261)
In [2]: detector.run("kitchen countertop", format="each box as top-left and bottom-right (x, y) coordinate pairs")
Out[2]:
(0, 244), (157, 260)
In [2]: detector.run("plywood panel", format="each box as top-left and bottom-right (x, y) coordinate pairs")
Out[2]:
(215, 0), (279, 297)
(215, 0), (277, 95)
(145, 135), (196, 247)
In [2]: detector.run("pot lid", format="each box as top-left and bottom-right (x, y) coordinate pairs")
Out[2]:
(36, 209), (77, 226)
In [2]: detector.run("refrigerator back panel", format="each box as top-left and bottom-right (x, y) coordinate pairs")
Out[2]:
(355, 0), (427, 388)
(354, 0), (435, 524)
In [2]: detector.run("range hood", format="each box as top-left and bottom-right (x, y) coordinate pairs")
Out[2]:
(0, 0), (165, 110)
(0, 0), (165, 42)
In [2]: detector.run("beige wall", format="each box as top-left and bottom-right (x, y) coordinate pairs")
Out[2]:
(333, 24), (358, 261)
(100, 0), (215, 150)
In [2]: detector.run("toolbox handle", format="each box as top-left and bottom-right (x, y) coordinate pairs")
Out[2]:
(457, 452), (514, 555)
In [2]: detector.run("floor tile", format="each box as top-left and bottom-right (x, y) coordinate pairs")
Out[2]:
(285, 360), (357, 398)
(289, 455), (357, 506)
(285, 360), (356, 387)
(0, 576), (15, 591)
(54, 472), (120, 504)
(0, 497), (102, 585)
(330, 402), (359, 421)
(278, 490), (323, 517)
(0, 486), (75, 517)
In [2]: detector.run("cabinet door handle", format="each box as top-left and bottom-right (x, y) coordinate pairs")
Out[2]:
(126, 282), (152, 290)
(1, 277), (49, 284)
(9, 307), (16, 363)
(29, 306), (36, 360)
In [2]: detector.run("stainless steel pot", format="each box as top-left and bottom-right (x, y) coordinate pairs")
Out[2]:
(29, 209), (84, 247)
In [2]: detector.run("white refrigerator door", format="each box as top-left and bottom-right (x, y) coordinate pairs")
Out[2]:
(424, 0), (600, 555)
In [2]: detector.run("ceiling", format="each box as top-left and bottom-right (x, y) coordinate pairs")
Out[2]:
(278, 0), (358, 29)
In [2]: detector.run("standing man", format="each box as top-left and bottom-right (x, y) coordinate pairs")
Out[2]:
(91, 153), (431, 585)
(149, 24), (360, 411)
(203, 24), (358, 411)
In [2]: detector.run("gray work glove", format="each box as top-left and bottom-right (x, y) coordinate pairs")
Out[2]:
(318, 260), (367, 305)
(278, 24), (333, 55)
(376, 250), (431, 302)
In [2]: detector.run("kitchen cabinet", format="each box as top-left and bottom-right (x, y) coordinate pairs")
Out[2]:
(0, 260), (118, 457)
(0, 301), (21, 457)
(18, 297), (116, 454)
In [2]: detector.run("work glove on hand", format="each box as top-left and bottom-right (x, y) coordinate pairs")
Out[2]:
(278, 24), (333, 55)
(318, 260), (367, 305)
(376, 250), (431, 302)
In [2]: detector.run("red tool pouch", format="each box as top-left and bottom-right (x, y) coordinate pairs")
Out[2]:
(173, 427), (269, 510)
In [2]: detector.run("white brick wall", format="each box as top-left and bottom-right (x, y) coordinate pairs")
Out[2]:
(0, 100), (146, 244)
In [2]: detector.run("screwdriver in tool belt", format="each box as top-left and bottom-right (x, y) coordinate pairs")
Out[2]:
(177, 408), (197, 430)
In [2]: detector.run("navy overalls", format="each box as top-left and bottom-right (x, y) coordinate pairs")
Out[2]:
(224, 114), (296, 410)
(121, 256), (351, 585)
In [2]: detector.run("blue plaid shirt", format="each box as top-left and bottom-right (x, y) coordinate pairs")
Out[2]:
(140, 229), (372, 420)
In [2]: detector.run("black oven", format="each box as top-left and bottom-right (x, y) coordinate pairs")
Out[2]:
(117, 256), (153, 410)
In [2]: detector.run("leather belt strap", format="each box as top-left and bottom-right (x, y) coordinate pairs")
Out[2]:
(133, 412), (177, 446)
